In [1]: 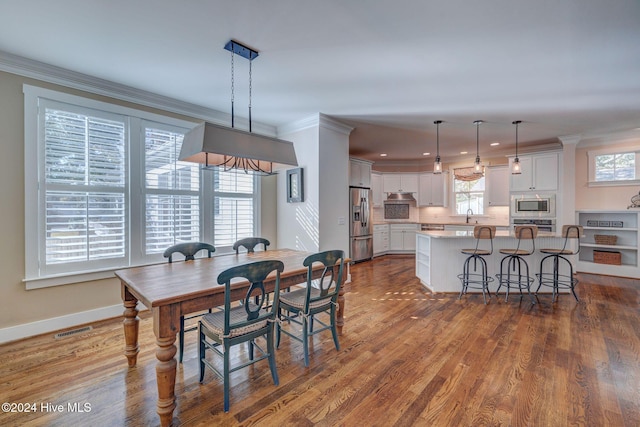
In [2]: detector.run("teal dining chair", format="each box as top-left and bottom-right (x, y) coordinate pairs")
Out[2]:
(276, 250), (345, 367)
(198, 259), (283, 412)
(163, 242), (216, 363)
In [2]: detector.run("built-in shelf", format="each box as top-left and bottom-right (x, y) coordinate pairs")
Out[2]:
(576, 210), (639, 277)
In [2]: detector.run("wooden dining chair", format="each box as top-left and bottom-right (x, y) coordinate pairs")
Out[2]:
(199, 259), (284, 412)
(232, 237), (270, 254)
(163, 242), (216, 363)
(276, 250), (345, 367)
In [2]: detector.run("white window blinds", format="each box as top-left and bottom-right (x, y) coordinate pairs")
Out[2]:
(43, 105), (126, 270)
(144, 126), (200, 254)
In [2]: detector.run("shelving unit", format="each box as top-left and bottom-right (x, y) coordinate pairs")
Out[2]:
(576, 210), (639, 277)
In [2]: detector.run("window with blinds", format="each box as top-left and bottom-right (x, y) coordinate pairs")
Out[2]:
(212, 169), (255, 247)
(25, 86), (261, 284)
(44, 106), (126, 268)
(144, 126), (200, 254)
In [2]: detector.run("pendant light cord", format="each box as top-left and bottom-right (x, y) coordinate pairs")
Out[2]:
(230, 48), (235, 129)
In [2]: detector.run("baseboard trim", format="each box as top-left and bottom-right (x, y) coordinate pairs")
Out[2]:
(0, 304), (125, 344)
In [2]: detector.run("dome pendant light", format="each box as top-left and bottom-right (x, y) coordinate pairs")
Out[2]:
(473, 120), (483, 173)
(511, 120), (522, 175)
(433, 120), (443, 174)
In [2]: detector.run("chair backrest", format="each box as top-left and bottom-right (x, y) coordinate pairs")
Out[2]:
(217, 260), (284, 335)
(560, 225), (583, 254)
(472, 225), (496, 255)
(233, 237), (271, 254)
(163, 242), (215, 263)
(513, 225), (537, 253)
(302, 250), (345, 312)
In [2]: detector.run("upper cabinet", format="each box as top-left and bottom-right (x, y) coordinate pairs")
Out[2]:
(371, 173), (384, 207)
(509, 153), (559, 192)
(349, 158), (372, 188)
(486, 166), (509, 206)
(382, 173), (419, 193)
(418, 172), (448, 207)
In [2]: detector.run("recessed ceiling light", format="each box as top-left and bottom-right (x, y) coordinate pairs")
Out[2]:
(423, 152), (430, 156)
(380, 153), (387, 157)
(460, 151), (468, 155)
(490, 142), (500, 146)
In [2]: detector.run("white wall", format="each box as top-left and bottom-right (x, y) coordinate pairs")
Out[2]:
(277, 114), (351, 254)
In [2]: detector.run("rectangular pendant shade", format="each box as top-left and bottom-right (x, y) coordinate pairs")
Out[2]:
(179, 121), (298, 171)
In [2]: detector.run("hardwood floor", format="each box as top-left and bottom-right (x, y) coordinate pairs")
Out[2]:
(1, 255), (639, 426)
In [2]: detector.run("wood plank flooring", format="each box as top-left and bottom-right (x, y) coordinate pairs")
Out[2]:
(1, 255), (639, 426)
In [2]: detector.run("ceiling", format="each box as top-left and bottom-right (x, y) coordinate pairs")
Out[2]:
(1, 1), (639, 168)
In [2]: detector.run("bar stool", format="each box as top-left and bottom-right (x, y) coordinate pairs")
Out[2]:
(495, 225), (537, 304)
(457, 225), (496, 304)
(535, 225), (583, 302)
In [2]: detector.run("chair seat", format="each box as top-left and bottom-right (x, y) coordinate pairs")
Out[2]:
(461, 249), (491, 255)
(499, 249), (532, 256)
(280, 287), (333, 310)
(201, 304), (267, 338)
(540, 248), (575, 255)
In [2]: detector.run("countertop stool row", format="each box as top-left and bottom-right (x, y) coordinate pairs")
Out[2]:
(458, 225), (583, 305)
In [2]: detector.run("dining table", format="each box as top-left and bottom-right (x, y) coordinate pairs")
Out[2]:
(115, 248), (346, 427)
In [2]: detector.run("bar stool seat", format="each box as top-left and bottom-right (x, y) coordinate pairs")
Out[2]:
(457, 225), (496, 304)
(535, 225), (583, 303)
(495, 225), (537, 304)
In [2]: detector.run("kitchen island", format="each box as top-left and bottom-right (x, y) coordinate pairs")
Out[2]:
(416, 230), (576, 295)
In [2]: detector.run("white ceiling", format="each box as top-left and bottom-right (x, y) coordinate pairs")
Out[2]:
(1, 0), (639, 167)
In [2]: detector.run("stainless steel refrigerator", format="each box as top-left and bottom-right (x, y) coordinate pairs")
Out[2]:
(349, 187), (373, 262)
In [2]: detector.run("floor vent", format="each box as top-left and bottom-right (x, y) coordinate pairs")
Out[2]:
(54, 326), (93, 339)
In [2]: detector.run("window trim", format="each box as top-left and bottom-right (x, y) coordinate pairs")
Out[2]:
(452, 169), (486, 216)
(24, 85), (261, 289)
(587, 147), (640, 187)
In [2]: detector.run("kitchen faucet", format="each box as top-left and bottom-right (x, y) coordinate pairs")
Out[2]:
(466, 208), (473, 224)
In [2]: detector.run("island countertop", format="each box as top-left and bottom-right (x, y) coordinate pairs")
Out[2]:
(415, 231), (574, 296)
(418, 230), (558, 239)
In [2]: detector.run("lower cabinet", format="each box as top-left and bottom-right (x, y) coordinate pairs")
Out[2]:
(389, 224), (419, 253)
(373, 224), (389, 256)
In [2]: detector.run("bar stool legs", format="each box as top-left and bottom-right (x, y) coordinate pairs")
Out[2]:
(458, 254), (493, 305)
(535, 254), (579, 303)
(496, 254), (536, 304)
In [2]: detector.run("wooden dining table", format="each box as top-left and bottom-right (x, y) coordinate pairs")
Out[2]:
(115, 249), (346, 427)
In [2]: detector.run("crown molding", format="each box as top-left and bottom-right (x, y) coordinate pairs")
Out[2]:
(0, 50), (278, 137)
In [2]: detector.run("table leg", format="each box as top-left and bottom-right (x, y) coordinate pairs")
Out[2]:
(156, 336), (177, 427)
(122, 292), (139, 367)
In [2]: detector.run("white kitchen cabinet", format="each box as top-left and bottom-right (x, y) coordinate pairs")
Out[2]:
(418, 172), (448, 207)
(349, 158), (372, 188)
(486, 166), (509, 206)
(373, 223), (389, 255)
(389, 223), (419, 252)
(371, 173), (384, 207)
(382, 174), (419, 194)
(510, 153), (559, 192)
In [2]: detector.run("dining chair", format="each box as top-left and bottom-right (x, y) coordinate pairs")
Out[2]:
(199, 259), (284, 412)
(276, 250), (345, 367)
(163, 242), (216, 363)
(232, 237), (270, 254)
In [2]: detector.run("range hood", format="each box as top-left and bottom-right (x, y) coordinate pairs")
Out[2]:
(384, 192), (417, 205)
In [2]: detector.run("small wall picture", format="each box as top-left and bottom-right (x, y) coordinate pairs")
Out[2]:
(286, 168), (304, 203)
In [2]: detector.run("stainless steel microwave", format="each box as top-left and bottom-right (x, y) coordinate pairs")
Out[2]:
(511, 194), (555, 218)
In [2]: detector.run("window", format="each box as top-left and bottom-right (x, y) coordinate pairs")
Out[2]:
(24, 86), (260, 287)
(588, 147), (640, 186)
(453, 168), (485, 215)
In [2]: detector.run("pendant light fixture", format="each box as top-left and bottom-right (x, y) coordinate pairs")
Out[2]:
(473, 120), (483, 173)
(511, 120), (522, 175)
(179, 40), (298, 175)
(433, 120), (443, 174)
